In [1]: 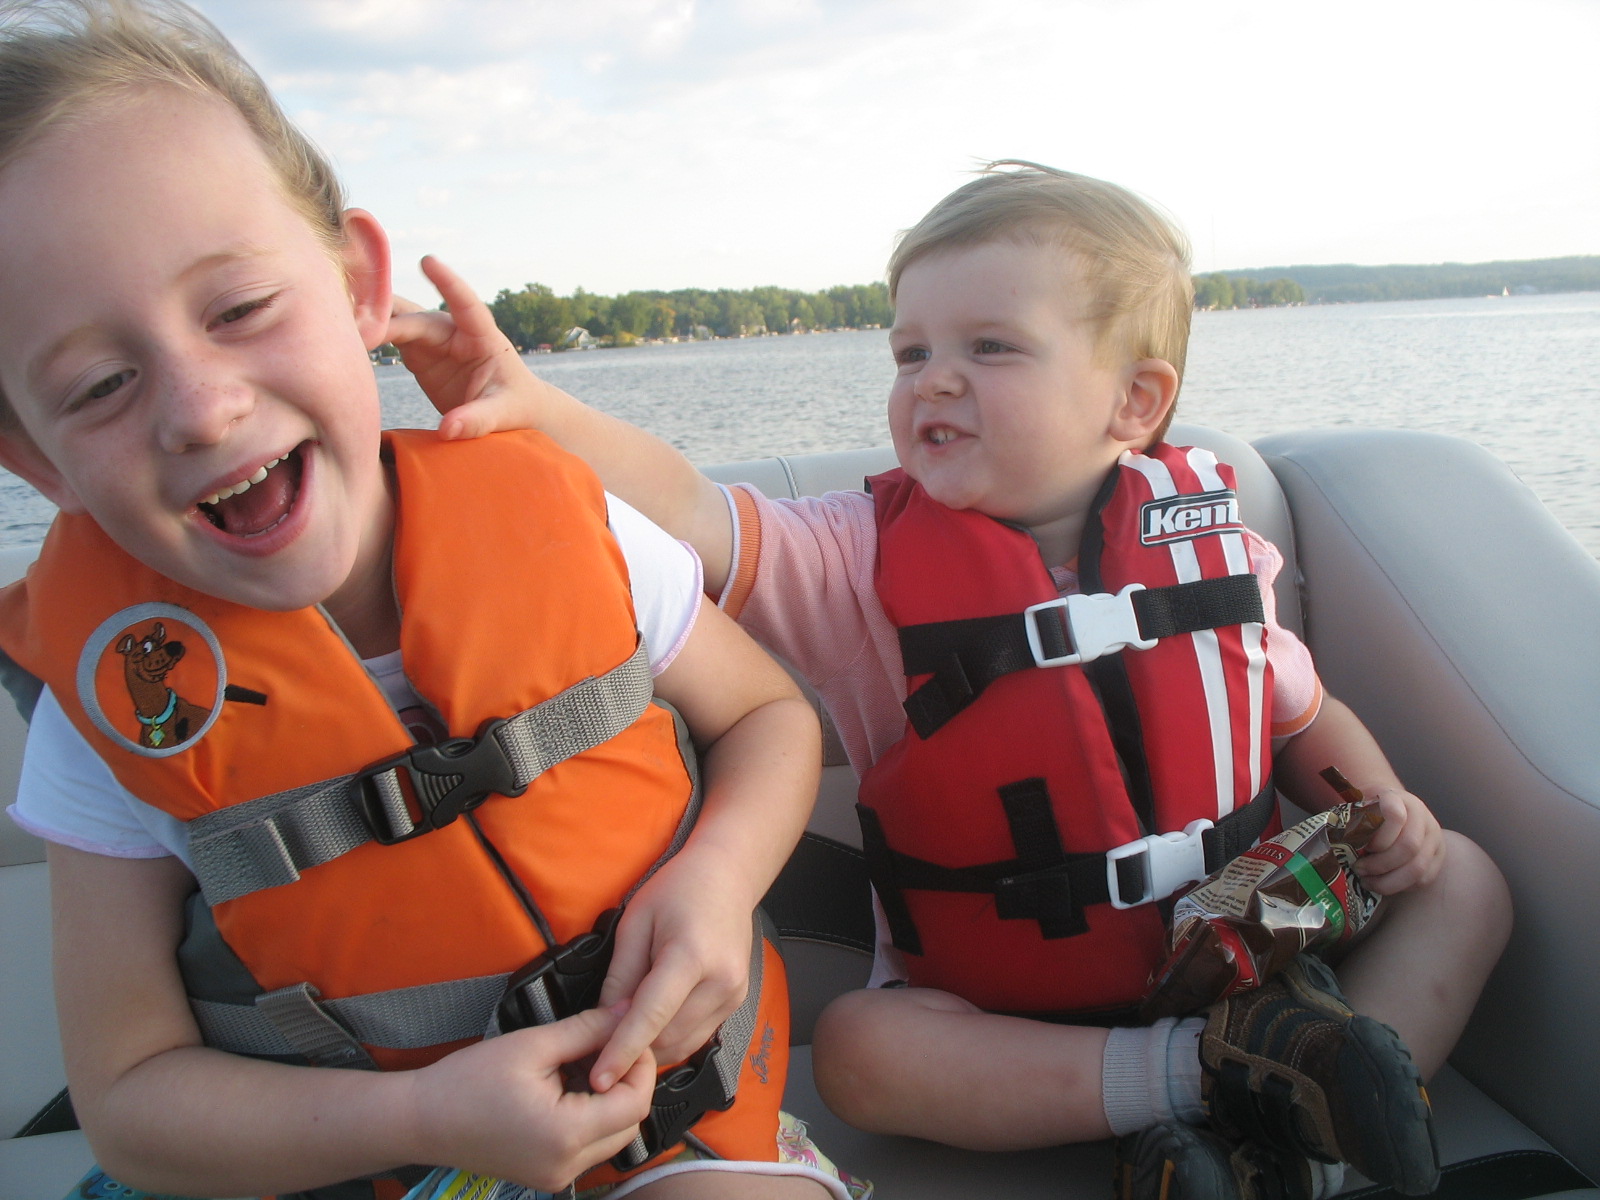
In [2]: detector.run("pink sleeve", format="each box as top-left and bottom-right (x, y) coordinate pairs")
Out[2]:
(1248, 531), (1323, 737)
(716, 483), (912, 777)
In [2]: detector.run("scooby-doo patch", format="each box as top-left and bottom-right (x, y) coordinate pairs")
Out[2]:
(74, 604), (245, 757)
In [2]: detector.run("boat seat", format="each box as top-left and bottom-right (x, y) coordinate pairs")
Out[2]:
(4, 425), (1598, 1199)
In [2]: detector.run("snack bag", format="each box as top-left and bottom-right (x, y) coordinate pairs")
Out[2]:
(1139, 768), (1384, 1020)
(399, 1168), (555, 1200)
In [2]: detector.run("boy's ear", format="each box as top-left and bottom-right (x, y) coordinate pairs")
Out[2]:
(0, 430), (85, 514)
(339, 208), (393, 352)
(1111, 358), (1180, 445)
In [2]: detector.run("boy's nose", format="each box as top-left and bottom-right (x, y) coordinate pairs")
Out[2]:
(914, 356), (964, 401)
(157, 364), (255, 453)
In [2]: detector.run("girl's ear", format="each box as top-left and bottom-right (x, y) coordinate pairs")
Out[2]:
(1111, 358), (1180, 446)
(339, 208), (393, 352)
(0, 431), (85, 514)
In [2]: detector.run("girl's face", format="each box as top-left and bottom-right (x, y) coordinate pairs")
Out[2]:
(0, 86), (395, 623)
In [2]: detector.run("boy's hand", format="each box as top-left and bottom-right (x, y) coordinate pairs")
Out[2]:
(385, 256), (552, 441)
(410, 1005), (654, 1190)
(587, 846), (754, 1093)
(1354, 787), (1445, 895)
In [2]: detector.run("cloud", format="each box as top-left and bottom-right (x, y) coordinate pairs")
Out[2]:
(192, 0), (1600, 299)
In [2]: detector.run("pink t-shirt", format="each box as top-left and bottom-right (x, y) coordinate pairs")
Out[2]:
(718, 482), (1322, 780)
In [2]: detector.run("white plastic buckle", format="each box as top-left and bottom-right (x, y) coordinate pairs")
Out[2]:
(1024, 584), (1156, 669)
(1105, 818), (1215, 909)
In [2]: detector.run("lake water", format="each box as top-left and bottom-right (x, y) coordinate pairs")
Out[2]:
(2, 291), (1596, 557)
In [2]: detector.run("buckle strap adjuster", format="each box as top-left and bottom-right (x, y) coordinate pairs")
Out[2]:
(495, 908), (621, 1032)
(1105, 818), (1215, 908)
(1024, 584), (1157, 668)
(355, 717), (526, 845)
(613, 1040), (736, 1170)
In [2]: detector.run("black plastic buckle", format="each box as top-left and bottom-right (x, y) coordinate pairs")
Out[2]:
(495, 908), (622, 1032)
(615, 1039), (735, 1169)
(355, 717), (525, 845)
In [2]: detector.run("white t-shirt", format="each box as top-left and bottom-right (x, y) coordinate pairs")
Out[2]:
(7, 494), (701, 867)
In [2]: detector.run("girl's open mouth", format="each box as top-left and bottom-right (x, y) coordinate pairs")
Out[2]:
(197, 444), (306, 537)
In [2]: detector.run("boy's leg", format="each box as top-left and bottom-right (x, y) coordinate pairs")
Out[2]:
(811, 985), (1113, 1149)
(812, 992), (1113, 1152)
(1334, 830), (1511, 1079)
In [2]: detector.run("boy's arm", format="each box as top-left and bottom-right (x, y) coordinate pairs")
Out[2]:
(387, 258), (737, 593)
(49, 845), (654, 1196)
(1273, 694), (1445, 895)
(588, 595), (821, 1091)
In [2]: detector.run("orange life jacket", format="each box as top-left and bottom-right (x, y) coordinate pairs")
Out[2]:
(0, 430), (788, 1191)
(858, 443), (1278, 1018)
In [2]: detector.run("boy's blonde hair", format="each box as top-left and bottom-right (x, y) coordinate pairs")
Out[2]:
(889, 161), (1193, 438)
(0, 0), (346, 422)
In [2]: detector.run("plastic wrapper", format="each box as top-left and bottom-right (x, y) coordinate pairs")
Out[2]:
(1139, 768), (1384, 1021)
(399, 1168), (555, 1200)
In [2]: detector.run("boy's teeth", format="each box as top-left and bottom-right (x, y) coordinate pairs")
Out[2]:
(202, 457), (281, 507)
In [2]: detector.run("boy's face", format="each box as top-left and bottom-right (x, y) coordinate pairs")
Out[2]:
(888, 240), (1153, 558)
(0, 87), (392, 616)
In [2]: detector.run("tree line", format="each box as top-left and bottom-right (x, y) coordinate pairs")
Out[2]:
(1194, 274), (1305, 310)
(480, 255), (1599, 351)
(1211, 256), (1600, 305)
(489, 282), (893, 350)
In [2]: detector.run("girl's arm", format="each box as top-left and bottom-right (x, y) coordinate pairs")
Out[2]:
(386, 257), (738, 593)
(588, 595), (821, 1091)
(1272, 694), (1445, 895)
(49, 845), (655, 1196)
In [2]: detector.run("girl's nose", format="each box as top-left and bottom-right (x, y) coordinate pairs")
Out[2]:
(156, 357), (254, 454)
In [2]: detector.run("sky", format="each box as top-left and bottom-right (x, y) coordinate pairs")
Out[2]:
(190, 0), (1600, 304)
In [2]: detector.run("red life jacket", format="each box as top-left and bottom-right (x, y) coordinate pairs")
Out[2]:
(0, 431), (788, 1190)
(857, 443), (1277, 1017)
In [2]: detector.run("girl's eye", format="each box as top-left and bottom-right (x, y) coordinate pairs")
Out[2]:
(211, 293), (278, 329)
(976, 339), (1011, 354)
(83, 370), (133, 403)
(894, 346), (928, 366)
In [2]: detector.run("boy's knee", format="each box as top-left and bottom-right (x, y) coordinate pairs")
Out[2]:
(1434, 830), (1513, 941)
(811, 986), (940, 1129)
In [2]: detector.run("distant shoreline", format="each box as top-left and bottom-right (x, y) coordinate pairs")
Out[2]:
(1209, 255), (1600, 305)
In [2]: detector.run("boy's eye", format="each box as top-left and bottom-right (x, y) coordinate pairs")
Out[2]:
(211, 293), (278, 329)
(894, 346), (928, 366)
(975, 339), (1012, 355)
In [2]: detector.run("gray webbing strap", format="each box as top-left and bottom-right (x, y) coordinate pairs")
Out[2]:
(188, 640), (654, 905)
(190, 972), (510, 1059)
(255, 983), (378, 1070)
(191, 909), (768, 1110)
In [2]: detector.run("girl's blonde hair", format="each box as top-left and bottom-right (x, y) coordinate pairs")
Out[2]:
(0, 0), (347, 425)
(889, 162), (1194, 428)
(0, 0), (345, 242)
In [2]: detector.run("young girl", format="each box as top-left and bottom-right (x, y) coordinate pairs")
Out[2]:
(0, 3), (864, 1197)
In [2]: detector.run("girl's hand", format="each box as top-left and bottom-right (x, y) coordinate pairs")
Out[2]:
(587, 845), (754, 1093)
(410, 1005), (654, 1190)
(1355, 787), (1445, 894)
(385, 256), (552, 440)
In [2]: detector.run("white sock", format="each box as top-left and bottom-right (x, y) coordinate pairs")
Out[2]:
(1100, 1016), (1208, 1136)
(1309, 1159), (1348, 1200)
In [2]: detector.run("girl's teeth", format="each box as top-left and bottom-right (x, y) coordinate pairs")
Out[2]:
(202, 456), (282, 507)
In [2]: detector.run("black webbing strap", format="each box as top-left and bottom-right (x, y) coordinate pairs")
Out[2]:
(899, 574), (1265, 738)
(858, 779), (1279, 952)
